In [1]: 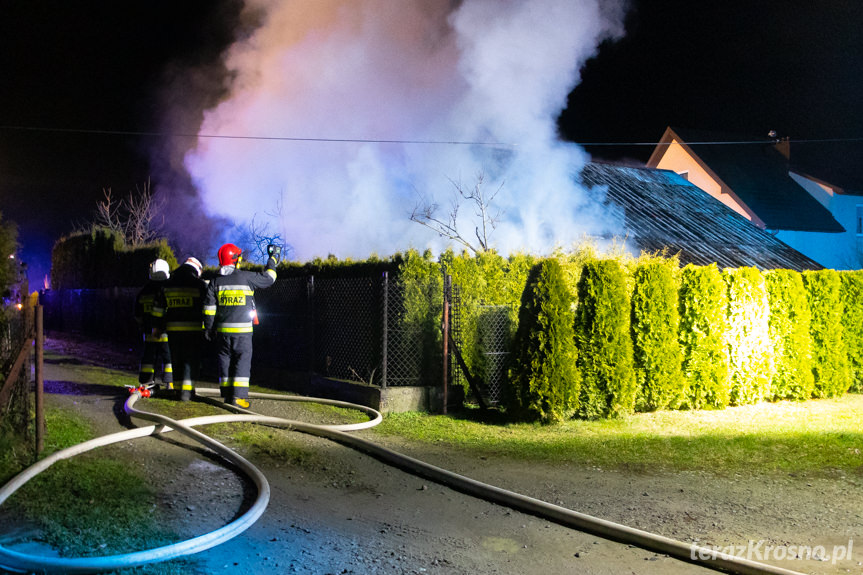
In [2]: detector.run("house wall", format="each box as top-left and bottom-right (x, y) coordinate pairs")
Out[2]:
(652, 139), (753, 220)
(778, 174), (862, 270)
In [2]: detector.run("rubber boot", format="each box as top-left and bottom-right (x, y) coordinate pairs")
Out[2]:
(226, 397), (250, 409)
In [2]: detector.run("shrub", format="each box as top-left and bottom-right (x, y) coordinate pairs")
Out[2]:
(678, 264), (729, 409)
(506, 259), (579, 423)
(840, 270), (863, 393)
(764, 270), (814, 400)
(723, 267), (774, 405)
(803, 269), (850, 397)
(574, 259), (635, 419)
(631, 258), (684, 411)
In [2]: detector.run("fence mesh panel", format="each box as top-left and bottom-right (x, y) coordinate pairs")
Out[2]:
(0, 306), (31, 436)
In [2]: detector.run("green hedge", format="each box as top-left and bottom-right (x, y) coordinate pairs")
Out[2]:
(507, 259), (579, 423)
(51, 228), (176, 289)
(678, 264), (729, 409)
(574, 259), (635, 419)
(631, 258), (684, 411)
(764, 270), (814, 400)
(840, 270), (863, 393)
(723, 267), (773, 405)
(803, 269), (850, 397)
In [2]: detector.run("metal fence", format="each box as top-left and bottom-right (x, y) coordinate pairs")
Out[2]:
(42, 273), (436, 389)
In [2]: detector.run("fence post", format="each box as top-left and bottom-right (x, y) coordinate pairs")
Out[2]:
(442, 274), (451, 415)
(381, 272), (388, 389)
(307, 276), (315, 374)
(35, 304), (44, 454)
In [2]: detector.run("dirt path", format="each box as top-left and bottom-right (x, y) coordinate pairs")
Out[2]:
(10, 333), (863, 574)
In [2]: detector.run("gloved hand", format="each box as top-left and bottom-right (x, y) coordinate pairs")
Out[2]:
(203, 329), (215, 343)
(267, 244), (281, 264)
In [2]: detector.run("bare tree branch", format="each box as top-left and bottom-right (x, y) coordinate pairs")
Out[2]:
(409, 171), (503, 255)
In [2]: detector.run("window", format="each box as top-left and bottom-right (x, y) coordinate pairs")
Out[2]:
(857, 205), (863, 235)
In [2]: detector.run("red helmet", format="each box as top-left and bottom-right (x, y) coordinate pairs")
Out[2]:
(217, 243), (242, 266)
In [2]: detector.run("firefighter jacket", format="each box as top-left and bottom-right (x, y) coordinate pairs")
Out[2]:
(152, 263), (207, 333)
(134, 280), (167, 340)
(203, 258), (277, 335)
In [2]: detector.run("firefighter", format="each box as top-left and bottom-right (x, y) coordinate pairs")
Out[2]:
(153, 257), (206, 401)
(134, 258), (173, 389)
(203, 243), (279, 408)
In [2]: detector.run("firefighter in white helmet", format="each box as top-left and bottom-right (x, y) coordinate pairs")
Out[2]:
(152, 256), (206, 401)
(203, 243), (279, 408)
(134, 258), (173, 389)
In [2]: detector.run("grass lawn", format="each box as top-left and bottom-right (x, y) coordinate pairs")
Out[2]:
(375, 394), (863, 477)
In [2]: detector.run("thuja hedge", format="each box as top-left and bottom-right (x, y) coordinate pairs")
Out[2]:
(506, 259), (579, 423)
(574, 258), (635, 419)
(678, 264), (730, 409)
(764, 270), (814, 400)
(630, 257), (684, 411)
(840, 270), (863, 393)
(723, 267), (773, 405)
(51, 228), (176, 289)
(804, 270), (850, 397)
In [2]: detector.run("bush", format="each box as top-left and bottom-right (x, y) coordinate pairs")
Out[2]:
(764, 270), (814, 400)
(803, 269), (850, 397)
(631, 258), (684, 411)
(840, 270), (863, 393)
(51, 228), (176, 289)
(506, 259), (579, 423)
(574, 259), (635, 419)
(678, 264), (729, 409)
(723, 267), (774, 405)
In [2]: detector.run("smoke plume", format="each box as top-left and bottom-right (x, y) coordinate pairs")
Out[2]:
(181, 0), (627, 261)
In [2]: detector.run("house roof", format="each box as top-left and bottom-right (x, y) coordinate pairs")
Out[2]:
(581, 162), (824, 271)
(650, 127), (844, 233)
(787, 140), (863, 194)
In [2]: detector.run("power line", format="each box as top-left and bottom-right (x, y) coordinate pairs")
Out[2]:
(2, 123), (863, 147)
(0, 124), (516, 147)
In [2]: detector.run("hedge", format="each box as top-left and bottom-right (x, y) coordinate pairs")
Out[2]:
(575, 259), (635, 419)
(723, 267), (773, 405)
(764, 270), (814, 400)
(840, 270), (863, 393)
(803, 269), (850, 397)
(51, 228), (176, 289)
(507, 259), (579, 422)
(631, 258), (684, 411)
(678, 264), (729, 409)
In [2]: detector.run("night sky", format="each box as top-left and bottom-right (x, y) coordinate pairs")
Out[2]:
(1, 0), (861, 287)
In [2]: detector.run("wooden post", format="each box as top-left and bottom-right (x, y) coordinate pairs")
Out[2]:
(35, 304), (44, 454)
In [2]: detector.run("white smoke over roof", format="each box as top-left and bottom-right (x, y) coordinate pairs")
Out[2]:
(183, 0), (627, 260)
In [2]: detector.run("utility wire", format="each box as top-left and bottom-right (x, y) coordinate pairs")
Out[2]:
(2, 124), (863, 147)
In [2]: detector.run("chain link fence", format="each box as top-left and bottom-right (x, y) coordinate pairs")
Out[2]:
(42, 274), (438, 389)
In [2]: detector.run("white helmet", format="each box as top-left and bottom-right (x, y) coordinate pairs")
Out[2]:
(149, 258), (170, 281)
(184, 257), (203, 277)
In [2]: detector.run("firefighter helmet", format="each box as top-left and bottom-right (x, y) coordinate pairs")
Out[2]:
(217, 243), (242, 267)
(149, 259), (170, 281)
(184, 257), (203, 277)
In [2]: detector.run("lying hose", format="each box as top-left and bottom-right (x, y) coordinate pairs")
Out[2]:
(0, 388), (805, 575)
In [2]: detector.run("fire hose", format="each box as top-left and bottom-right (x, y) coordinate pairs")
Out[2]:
(0, 387), (805, 575)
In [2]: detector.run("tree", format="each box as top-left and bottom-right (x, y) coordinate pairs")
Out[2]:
(506, 259), (579, 423)
(410, 172), (503, 255)
(87, 179), (164, 247)
(0, 212), (20, 300)
(242, 192), (293, 264)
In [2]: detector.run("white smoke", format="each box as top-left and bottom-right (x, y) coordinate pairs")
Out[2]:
(183, 0), (627, 261)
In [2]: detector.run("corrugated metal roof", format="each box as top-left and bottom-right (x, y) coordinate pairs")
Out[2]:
(581, 162), (824, 271)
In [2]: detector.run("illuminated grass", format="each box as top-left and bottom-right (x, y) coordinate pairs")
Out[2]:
(374, 395), (863, 477)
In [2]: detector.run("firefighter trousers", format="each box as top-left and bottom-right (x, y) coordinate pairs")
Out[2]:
(215, 333), (253, 400)
(139, 334), (172, 385)
(167, 331), (202, 394)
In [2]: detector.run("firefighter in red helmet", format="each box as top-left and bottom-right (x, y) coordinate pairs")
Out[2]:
(203, 243), (279, 408)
